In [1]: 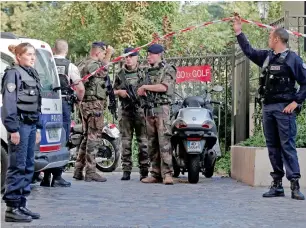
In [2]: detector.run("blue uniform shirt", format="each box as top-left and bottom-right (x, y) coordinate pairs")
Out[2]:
(1, 67), (42, 133)
(237, 32), (306, 104)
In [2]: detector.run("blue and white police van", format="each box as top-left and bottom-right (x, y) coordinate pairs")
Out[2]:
(1, 32), (69, 191)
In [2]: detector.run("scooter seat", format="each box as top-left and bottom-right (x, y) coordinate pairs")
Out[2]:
(182, 96), (205, 108)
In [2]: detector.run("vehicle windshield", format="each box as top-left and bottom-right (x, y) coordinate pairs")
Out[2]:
(34, 49), (60, 98)
(0, 52), (14, 77)
(175, 82), (209, 100)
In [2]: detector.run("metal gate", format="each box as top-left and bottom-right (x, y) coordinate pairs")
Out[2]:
(164, 48), (250, 152)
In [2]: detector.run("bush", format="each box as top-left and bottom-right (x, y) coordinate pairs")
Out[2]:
(239, 104), (306, 148)
(215, 152), (231, 176)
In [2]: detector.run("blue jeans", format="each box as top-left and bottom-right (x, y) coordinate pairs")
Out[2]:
(62, 100), (72, 143)
(262, 103), (301, 181)
(2, 122), (36, 207)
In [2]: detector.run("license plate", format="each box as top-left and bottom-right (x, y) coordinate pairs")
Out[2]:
(47, 129), (59, 140)
(187, 141), (201, 152)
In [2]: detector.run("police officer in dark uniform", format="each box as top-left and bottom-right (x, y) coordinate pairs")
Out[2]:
(40, 39), (84, 187)
(2, 43), (42, 222)
(233, 16), (306, 200)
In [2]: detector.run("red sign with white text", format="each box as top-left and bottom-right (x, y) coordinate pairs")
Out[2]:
(176, 65), (211, 83)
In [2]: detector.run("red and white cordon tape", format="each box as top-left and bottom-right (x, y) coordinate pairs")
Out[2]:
(73, 16), (306, 86)
(240, 18), (306, 38)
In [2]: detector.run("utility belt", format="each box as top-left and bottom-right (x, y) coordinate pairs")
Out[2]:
(121, 99), (141, 110)
(258, 91), (295, 105)
(82, 95), (105, 102)
(144, 103), (169, 117)
(18, 113), (39, 124)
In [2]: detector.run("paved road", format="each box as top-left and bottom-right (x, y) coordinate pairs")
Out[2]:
(1, 172), (306, 228)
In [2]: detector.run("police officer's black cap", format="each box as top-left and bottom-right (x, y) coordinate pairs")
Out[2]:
(92, 41), (106, 49)
(124, 47), (139, 56)
(147, 44), (164, 54)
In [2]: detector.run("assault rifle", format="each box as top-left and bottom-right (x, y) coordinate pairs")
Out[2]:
(126, 84), (141, 108)
(118, 73), (141, 108)
(105, 74), (118, 120)
(139, 69), (155, 116)
(66, 93), (78, 113)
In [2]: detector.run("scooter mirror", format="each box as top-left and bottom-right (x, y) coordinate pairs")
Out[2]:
(212, 85), (223, 92)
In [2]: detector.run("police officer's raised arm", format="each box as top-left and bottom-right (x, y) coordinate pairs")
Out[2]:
(1, 69), (20, 133)
(233, 16), (269, 67)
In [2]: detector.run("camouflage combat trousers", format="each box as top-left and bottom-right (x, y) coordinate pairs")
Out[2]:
(146, 105), (173, 179)
(75, 100), (105, 174)
(119, 107), (149, 173)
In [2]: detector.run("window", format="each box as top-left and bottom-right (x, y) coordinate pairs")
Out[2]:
(34, 49), (60, 94)
(0, 53), (14, 79)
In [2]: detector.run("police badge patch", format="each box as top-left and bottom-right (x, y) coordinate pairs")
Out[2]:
(7, 83), (16, 93)
(270, 65), (281, 71)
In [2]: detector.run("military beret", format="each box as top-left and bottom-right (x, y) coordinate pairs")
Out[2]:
(147, 44), (164, 54)
(124, 47), (139, 56)
(92, 41), (106, 49)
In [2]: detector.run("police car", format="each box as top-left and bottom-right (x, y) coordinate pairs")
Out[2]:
(1, 32), (69, 191)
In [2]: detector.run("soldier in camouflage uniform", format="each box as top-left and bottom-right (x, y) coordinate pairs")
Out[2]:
(114, 47), (150, 181)
(137, 44), (177, 185)
(73, 42), (114, 182)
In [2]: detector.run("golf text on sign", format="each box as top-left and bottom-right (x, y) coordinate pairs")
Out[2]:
(176, 65), (211, 83)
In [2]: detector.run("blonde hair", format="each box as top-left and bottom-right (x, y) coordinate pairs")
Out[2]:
(54, 39), (68, 55)
(8, 43), (35, 56)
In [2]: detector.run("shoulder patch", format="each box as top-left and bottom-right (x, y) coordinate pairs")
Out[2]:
(7, 83), (16, 93)
(303, 63), (306, 69)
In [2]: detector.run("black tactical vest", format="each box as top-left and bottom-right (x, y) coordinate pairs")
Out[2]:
(14, 66), (40, 114)
(260, 51), (296, 104)
(54, 58), (73, 95)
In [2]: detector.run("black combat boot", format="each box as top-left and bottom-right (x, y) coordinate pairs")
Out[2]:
(290, 179), (305, 200)
(121, 171), (131, 181)
(262, 180), (285, 197)
(19, 207), (40, 219)
(140, 170), (148, 181)
(40, 171), (51, 187)
(5, 207), (32, 222)
(19, 198), (40, 219)
(51, 176), (71, 187)
(51, 168), (71, 187)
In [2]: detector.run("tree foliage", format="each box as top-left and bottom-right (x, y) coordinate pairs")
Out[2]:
(1, 1), (284, 57)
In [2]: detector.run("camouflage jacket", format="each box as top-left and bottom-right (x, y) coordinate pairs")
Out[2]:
(140, 62), (177, 105)
(78, 57), (108, 101)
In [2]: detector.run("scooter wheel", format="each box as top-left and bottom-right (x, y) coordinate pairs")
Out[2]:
(188, 154), (200, 184)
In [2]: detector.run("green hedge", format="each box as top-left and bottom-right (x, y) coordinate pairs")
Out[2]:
(239, 105), (306, 148)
